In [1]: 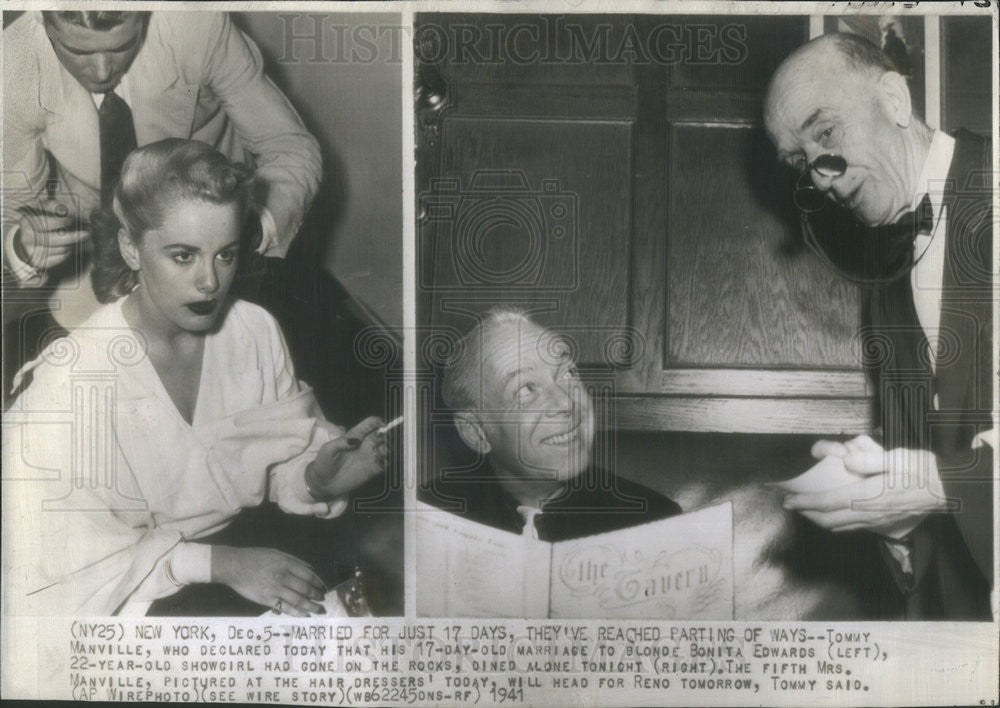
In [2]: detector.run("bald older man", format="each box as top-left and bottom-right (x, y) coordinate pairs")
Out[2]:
(420, 308), (680, 542)
(765, 33), (993, 619)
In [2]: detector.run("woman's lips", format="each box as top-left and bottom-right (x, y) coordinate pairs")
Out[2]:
(185, 300), (218, 316)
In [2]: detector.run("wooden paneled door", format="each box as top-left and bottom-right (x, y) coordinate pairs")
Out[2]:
(416, 14), (871, 434)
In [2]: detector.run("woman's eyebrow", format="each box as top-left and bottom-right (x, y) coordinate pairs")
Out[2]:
(162, 240), (239, 252)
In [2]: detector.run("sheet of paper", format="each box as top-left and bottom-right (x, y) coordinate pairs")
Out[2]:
(416, 502), (550, 617)
(548, 502), (734, 620)
(772, 454), (864, 494)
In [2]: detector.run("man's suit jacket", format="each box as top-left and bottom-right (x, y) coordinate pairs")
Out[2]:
(864, 129), (993, 619)
(2, 12), (321, 326)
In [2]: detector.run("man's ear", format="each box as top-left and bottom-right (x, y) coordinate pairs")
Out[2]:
(454, 411), (491, 455)
(876, 71), (913, 128)
(118, 228), (141, 271)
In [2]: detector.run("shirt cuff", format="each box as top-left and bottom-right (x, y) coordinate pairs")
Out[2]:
(971, 428), (997, 451)
(3, 221), (47, 287)
(316, 497), (350, 520)
(294, 464), (350, 519)
(257, 207), (278, 256)
(269, 456), (350, 519)
(882, 536), (914, 577)
(169, 543), (213, 585)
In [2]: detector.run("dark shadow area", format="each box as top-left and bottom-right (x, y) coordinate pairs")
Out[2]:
(236, 9), (351, 265)
(743, 128), (807, 258)
(228, 14), (404, 614)
(228, 13), (396, 423)
(616, 430), (904, 620)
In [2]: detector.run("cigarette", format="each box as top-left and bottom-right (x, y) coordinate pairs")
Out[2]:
(376, 416), (403, 435)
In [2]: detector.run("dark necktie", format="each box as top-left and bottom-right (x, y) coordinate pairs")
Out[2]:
(898, 193), (935, 238)
(98, 92), (138, 206)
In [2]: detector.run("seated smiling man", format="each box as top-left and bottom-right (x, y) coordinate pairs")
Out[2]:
(421, 308), (681, 541)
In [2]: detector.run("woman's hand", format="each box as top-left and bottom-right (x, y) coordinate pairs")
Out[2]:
(305, 417), (387, 499)
(211, 546), (326, 616)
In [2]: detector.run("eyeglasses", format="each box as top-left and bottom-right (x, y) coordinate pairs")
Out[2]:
(793, 154), (847, 213)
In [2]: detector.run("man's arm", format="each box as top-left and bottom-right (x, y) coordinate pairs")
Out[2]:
(2, 168), (50, 289)
(196, 13), (322, 257)
(1, 18), (91, 293)
(2, 26), (54, 288)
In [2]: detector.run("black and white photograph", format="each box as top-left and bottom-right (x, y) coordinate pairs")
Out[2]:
(414, 9), (994, 624)
(1, 4), (405, 686)
(2, 1), (998, 706)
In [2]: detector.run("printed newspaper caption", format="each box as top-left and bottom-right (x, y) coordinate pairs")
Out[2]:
(5, 617), (991, 704)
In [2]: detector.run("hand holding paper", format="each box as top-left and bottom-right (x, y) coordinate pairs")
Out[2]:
(778, 435), (948, 538)
(771, 454), (865, 495)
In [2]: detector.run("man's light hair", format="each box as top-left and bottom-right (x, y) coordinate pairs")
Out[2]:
(441, 306), (536, 412)
(42, 11), (148, 32)
(830, 32), (899, 77)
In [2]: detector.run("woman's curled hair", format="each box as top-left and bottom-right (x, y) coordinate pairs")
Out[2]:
(91, 139), (254, 303)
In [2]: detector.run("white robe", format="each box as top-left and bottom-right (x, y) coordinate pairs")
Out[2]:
(2, 299), (346, 615)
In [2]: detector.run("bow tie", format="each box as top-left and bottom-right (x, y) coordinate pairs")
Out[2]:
(883, 193), (935, 271)
(895, 193), (935, 236)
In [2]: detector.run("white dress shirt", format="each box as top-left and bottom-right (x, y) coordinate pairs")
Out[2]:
(90, 79), (132, 110)
(909, 129), (955, 375)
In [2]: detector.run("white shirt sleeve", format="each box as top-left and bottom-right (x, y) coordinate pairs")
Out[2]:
(257, 206), (279, 255)
(167, 542), (213, 585)
(249, 304), (350, 519)
(127, 541), (213, 605)
(3, 221), (46, 287)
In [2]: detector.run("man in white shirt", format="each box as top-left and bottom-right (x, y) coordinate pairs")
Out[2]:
(2, 11), (321, 390)
(764, 32), (993, 618)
